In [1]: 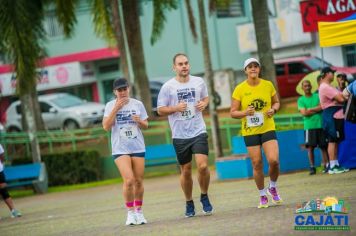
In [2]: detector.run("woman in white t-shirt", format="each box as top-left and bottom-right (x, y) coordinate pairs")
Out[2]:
(102, 78), (149, 226)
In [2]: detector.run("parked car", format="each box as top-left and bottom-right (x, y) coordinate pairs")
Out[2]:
(275, 56), (356, 98)
(5, 93), (105, 132)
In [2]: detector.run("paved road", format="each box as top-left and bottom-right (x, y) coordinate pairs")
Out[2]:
(1, 170), (355, 235)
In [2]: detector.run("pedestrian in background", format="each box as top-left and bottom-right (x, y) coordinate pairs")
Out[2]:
(318, 67), (349, 174)
(298, 80), (329, 175)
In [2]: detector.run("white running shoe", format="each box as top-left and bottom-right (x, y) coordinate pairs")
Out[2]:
(125, 211), (137, 226)
(135, 211), (147, 225)
(11, 209), (22, 218)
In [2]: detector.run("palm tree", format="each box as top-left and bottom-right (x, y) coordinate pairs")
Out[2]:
(197, 0), (223, 158)
(92, 0), (178, 116)
(251, 0), (277, 89)
(182, 0), (223, 158)
(0, 0), (78, 162)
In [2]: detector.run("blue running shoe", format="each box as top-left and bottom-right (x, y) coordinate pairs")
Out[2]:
(185, 201), (195, 217)
(200, 195), (213, 215)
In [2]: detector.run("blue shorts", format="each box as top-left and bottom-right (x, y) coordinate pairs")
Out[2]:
(112, 152), (145, 160)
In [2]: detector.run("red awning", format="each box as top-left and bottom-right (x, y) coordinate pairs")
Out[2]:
(0, 47), (120, 74)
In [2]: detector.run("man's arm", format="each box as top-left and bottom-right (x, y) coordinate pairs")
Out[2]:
(157, 102), (187, 116)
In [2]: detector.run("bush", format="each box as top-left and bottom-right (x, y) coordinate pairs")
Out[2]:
(11, 151), (101, 186)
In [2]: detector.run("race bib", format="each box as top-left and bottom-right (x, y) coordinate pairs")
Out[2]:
(246, 112), (264, 127)
(179, 103), (196, 120)
(119, 125), (138, 140)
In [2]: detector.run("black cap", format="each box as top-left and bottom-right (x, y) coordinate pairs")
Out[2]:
(113, 78), (129, 89)
(321, 67), (336, 75)
(336, 73), (347, 79)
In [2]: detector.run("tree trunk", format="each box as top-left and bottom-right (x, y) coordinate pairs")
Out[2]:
(31, 85), (45, 130)
(198, 0), (223, 158)
(20, 93), (41, 163)
(251, 0), (277, 91)
(111, 0), (130, 83)
(122, 0), (153, 116)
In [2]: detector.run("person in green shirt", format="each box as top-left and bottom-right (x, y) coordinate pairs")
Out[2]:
(298, 80), (329, 175)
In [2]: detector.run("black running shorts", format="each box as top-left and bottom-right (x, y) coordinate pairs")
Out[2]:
(172, 133), (209, 165)
(0, 171), (6, 184)
(243, 130), (277, 147)
(304, 128), (328, 149)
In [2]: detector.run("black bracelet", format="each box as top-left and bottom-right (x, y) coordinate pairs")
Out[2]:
(273, 108), (277, 114)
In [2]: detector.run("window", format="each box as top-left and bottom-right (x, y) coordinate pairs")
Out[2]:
(40, 102), (52, 113)
(288, 63), (309, 75)
(15, 105), (21, 115)
(344, 45), (356, 67)
(44, 12), (63, 38)
(216, 0), (245, 18)
(275, 64), (285, 76)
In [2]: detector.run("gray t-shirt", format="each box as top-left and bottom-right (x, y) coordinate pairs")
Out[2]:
(157, 76), (208, 139)
(104, 98), (148, 155)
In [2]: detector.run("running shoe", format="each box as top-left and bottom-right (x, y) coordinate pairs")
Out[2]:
(322, 165), (329, 174)
(11, 209), (22, 218)
(258, 195), (269, 208)
(200, 195), (213, 215)
(125, 210), (137, 226)
(267, 187), (283, 204)
(185, 201), (195, 217)
(135, 211), (147, 225)
(328, 165), (348, 174)
(309, 167), (316, 175)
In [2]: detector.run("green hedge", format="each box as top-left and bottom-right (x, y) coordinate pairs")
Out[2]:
(11, 151), (101, 186)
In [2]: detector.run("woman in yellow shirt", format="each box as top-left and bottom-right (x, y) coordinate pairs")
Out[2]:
(230, 58), (283, 208)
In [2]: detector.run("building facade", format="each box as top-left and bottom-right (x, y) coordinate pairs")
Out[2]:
(0, 0), (355, 124)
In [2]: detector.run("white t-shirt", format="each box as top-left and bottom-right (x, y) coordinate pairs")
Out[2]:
(157, 75), (208, 139)
(104, 98), (148, 155)
(0, 144), (4, 172)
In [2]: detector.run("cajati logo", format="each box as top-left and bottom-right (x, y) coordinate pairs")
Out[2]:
(294, 196), (350, 231)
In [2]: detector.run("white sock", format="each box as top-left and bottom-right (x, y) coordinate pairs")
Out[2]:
(335, 160), (339, 166)
(269, 181), (277, 188)
(259, 188), (266, 196)
(330, 160), (337, 168)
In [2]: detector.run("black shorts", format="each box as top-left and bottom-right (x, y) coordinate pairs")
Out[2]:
(0, 171), (6, 184)
(172, 133), (209, 165)
(304, 128), (328, 149)
(243, 130), (277, 147)
(327, 119), (345, 143)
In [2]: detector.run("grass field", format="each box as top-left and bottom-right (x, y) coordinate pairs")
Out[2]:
(1, 169), (355, 236)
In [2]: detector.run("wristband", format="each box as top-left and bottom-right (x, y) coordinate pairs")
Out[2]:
(273, 108), (277, 114)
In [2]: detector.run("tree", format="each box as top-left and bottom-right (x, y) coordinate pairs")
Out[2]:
(183, 0), (223, 158)
(251, 0), (277, 89)
(197, 0), (223, 158)
(92, 0), (178, 115)
(0, 0), (78, 162)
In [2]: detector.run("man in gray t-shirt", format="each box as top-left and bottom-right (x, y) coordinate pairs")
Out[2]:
(157, 53), (213, 217)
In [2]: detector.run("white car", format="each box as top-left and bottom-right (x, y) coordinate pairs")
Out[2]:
(5, 93), (105, 131)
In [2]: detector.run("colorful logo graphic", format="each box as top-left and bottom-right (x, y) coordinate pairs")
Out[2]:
(294, 196), (350, 231)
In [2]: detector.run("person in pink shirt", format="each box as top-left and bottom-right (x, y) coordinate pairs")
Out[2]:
(318, 67), (349, 174)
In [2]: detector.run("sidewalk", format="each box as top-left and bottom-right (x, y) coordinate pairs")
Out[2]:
(1, 170), (355, 235)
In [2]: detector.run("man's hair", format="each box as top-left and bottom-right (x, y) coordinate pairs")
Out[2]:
(301, 80), (311, 87)
(317, 74), (323, 83)
(173, 53), (188, 64)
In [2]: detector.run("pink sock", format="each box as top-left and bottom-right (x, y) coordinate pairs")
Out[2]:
(126, 201), (134, 210)
(134, 200), (143, 212)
